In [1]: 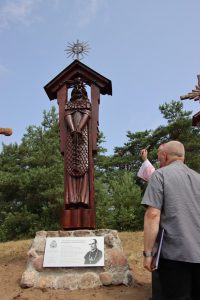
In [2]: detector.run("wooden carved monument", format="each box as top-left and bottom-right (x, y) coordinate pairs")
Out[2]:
(44, 53), (112, 229)
(180, 75), (200, 126)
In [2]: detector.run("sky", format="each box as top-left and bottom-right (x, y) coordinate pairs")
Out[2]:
(0, 0), (200, 155)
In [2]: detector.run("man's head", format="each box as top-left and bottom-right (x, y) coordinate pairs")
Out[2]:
(157, 141), (185, 167)
(89, 239), (97, 251)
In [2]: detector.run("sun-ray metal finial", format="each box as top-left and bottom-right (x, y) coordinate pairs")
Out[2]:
(65, 39), (90, 61)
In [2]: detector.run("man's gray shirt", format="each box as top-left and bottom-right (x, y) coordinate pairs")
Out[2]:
(141, 161), (200, 263)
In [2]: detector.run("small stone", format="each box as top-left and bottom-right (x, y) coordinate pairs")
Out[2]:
(32, 236), (46, 253)
(59, 231), (72, 237)
(104, 232), (122, 249)
(79, 272), (102, 289)
(112, 270), (125, 285)
(123, 270), (134, 287)
(36, 231), (47, 237)
(37, 275), (54, 288)
(56, 274), (78, 290)
(73, 230), (93, 237)
(47, 231), (59, 237)
(104, 234), (115, 248)
(27, 248), (38, 258)
(33, 255), (44, 272)
(105, 248), (128, 266)
(20, 271), (38, 288)
(94, 229), (111, 235)
(99, 272), (112, 285)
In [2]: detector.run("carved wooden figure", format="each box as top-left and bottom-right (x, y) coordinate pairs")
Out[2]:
(44, 60), (112, 229)
(64, 79), (91, 208)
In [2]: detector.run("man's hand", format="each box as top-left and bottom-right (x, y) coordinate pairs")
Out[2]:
(143, 256), (155, 272)
(140, 149), (148, 161)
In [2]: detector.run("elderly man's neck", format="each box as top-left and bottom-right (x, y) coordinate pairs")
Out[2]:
(167, 156), (184, 165)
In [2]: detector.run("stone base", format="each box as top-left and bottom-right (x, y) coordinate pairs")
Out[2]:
(21, 229), (134, 290)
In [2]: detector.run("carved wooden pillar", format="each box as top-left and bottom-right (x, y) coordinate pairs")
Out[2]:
(91, 83), (100, 154)
(57, 84), (68, 155)
(44, 60), (112, 229)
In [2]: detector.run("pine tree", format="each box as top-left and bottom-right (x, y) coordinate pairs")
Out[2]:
(0, 107), (63, 240)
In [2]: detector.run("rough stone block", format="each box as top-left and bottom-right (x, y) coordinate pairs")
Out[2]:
(73, 230), (93, 237)
(47, 231), (59, 237)
(56, 274), (78, 290)
(59, 231), (72, 237)
(123, 270), (134, 286)
(33, 255), (44, 272)
(36, 231), (47, 237)
(31, 236), (46, 253)
(104, 231), (122, 249)
(78, 272), (102, 289)
(99, 272), (113, 285)
(20, 271), (38, 288)
(112, 268), (127, 285)
(105, 248), (128, 267)
(37, 275), (54, 289)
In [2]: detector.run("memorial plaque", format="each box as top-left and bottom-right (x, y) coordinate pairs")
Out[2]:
(43, 236), (104, 267)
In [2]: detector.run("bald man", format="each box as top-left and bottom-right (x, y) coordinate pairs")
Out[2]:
(141, 141), (200, 300)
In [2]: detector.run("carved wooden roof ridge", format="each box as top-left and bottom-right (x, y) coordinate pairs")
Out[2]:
(44, 60), (112, 100)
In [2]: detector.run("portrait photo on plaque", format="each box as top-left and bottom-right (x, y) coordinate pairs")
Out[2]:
(43, 236), (104, 267)
(84, 238), (103, 265)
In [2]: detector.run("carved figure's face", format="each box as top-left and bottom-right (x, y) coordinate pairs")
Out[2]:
(70, 80), (88, 102)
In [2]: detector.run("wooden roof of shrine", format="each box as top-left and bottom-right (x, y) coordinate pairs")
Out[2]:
(44, 59), (112, 100)
(180, 75), (200, 127)
(192, 111), (200, 126)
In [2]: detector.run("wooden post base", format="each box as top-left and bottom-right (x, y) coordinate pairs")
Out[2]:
(61, 208), (96, 229)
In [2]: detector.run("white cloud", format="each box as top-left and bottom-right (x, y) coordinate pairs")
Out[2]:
(75, 0), (106, 27)
(0, 0), (41, 30)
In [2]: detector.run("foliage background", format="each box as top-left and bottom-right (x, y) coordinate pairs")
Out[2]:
(0, 101), (199, 241)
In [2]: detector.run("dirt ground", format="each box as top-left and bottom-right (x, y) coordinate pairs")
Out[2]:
(0, 232), (151, 300)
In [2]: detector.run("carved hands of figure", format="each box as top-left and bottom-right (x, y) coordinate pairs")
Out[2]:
(70, 130), (84, 145)
(66, 110), (90, 142)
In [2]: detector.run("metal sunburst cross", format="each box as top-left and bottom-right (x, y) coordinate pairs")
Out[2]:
(65, 40), (90, 61)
